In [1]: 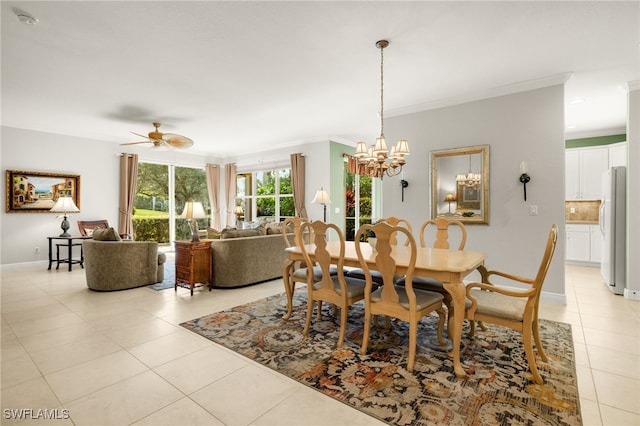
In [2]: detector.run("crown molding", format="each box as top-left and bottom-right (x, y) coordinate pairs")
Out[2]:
(386, 72), (573, 118)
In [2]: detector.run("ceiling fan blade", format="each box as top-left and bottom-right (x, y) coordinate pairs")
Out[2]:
(120, 141), (153, 146)
(131, 131), (152, 140)
(163, 133), (194, 149)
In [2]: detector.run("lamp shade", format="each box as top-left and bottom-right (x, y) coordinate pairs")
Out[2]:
(233, 205), (244, 215)
(444, 193), (457, 202)
(180, 201), (207, 219)
(311, 188), (331, 205)
(49, 196), (79, 213)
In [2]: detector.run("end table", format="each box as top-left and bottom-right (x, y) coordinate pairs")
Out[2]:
(175, 240), (212, 296)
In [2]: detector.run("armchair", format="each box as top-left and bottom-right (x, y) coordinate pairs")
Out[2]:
(83, 239), (166, 291)
(465, 224), (558, 384)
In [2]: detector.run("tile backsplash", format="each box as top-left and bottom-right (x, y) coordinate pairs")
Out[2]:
(565, 200), (601, 223)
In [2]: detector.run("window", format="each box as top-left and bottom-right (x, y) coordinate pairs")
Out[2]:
(133, 162), (208, 246)
(236, 168), (293, 223)
(344, 162), (379, 241)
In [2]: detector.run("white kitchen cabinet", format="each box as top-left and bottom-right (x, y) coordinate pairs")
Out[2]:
(608, 142), (627, 168)
(565, 147), (609, 199)
(566, 223), (601, 263)
(566, 224), (591, 262)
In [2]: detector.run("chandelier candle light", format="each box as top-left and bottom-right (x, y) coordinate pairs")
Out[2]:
(49, 196), (80, 237)
(457, 155), (482, 188)
(354, 40), (409, 179)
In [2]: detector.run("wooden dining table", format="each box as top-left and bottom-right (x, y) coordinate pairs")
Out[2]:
(284, 240), (487, 378)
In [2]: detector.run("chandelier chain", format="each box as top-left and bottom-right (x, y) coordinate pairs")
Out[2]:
(380, 43), (384, 138)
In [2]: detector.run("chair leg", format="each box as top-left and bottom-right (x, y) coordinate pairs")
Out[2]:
(436, 308), (447, 347)
(407, 321), (417, 372)
(523, 324), (544, 385)
(337, 304), (348, 348)
(361, 310), (371, 356)
(532, 317), (548, 362)
(303, 298), (314, 337)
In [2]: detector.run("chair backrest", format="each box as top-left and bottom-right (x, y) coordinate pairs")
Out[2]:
(419, 218), (467, 250)
(298, 220), (346, 292)
(379, 216), (413, 246)
(533, 224), (558, 292)
(281, 217), (307, 248)
(77, 220), (110, 237)
(355, 222), (418, 303)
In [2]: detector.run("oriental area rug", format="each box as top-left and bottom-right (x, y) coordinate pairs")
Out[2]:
(180, 292), (582, 426)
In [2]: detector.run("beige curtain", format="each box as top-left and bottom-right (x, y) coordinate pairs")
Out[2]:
(290, 153), (308, 218)
(224, 163), (237, 227)
(118, 153), (138, 238)
(205, 164), (221, 230)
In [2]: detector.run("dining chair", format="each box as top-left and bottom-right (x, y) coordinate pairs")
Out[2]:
(297, 220), (367, 348)
(347, 216), (413, 285)
(464, 224), (558, 385)
(355, 221), (446, 372)
(396, 217), (467, 309)
(281, 217), (340, 321)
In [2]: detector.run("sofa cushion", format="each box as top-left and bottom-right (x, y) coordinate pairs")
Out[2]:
(92, 227), (122, 241)
(221, 228), (262, 239)
(265, 222), (283, 235)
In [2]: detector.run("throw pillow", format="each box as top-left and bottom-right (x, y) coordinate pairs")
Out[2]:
(92, 227), (122, 241)
(265, 222), (283, 235)
(207, 228), (221, 239)
(241, 220), (260, 230)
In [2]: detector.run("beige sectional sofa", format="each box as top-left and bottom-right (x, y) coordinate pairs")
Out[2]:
(205, 225), (290, 288)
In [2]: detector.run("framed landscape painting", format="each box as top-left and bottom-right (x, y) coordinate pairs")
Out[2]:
(5, 170), (80, 213)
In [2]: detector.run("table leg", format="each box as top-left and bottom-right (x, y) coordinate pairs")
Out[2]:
(444, 280), (467, 378)
(48, 238), (53, 270)
(68, 240), (73, 271)
(282, 260), (295, 321)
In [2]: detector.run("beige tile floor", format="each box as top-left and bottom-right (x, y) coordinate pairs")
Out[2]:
(1, 261), (638, 426)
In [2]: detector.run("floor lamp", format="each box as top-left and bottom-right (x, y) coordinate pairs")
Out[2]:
(312, 188), (331, 222)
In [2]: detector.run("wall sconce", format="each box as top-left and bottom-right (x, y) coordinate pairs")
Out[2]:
(400, 179), (409, 202)
(519, 161), (531, 201)
(312, 187), (331, 222)
(444, 193), (457, 214)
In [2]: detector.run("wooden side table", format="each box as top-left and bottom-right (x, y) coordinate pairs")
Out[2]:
(175, 240), (212, 296)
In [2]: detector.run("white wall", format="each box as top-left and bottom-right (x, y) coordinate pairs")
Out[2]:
(382, 85), (566, 302)
(1, 128), (333, 265)
(1, 127), (121, 265)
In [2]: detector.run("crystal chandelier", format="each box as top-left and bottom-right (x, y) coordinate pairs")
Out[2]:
(353, 40), (409, 179)
(456, 155), (481, 188)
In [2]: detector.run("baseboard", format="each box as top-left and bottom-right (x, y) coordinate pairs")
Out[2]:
(0, 260), (48, 270)
(624, 288), (640, 301)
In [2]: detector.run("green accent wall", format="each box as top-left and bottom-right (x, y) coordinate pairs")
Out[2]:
(329, 141), (350, 228)
(565, 134), (626, 149)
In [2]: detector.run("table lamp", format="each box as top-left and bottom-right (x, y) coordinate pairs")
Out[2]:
(49, 196), (80, 237)
(312, 187), (331, 222)
(180, 200), (207, 242)
(444, 193), (457, 214)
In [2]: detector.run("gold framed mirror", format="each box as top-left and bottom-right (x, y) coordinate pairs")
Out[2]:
(430, 145), (489, 224)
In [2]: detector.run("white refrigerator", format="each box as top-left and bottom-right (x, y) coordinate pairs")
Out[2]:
(600, 166), (626, 294)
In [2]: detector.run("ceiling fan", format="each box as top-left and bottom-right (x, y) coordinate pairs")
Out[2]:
(120, 122), (194, 150)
